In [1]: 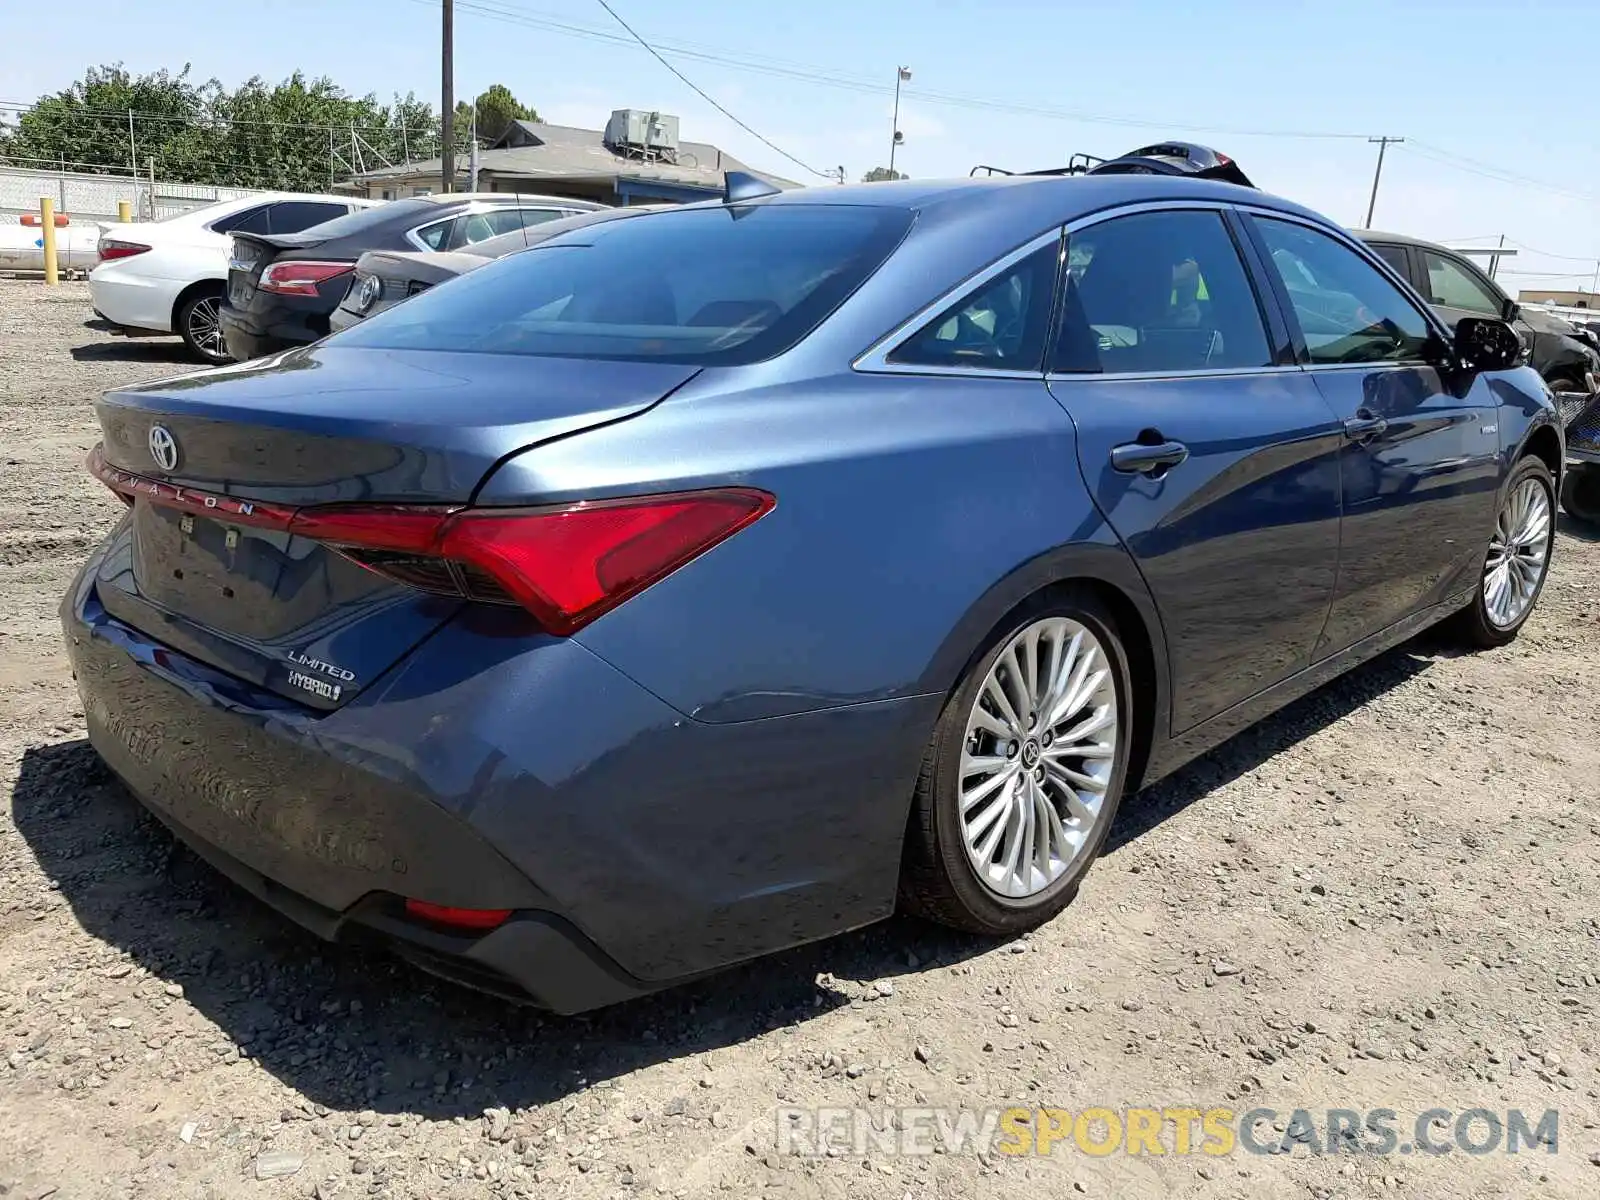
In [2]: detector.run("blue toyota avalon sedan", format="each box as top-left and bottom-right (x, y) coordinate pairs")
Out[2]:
(63, 169), (1561, 1012)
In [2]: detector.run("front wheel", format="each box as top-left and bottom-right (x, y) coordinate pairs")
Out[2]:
(1452, 457), (1556, 648)
(899, 591), (1133, 935)
(177, 286), (230, 365)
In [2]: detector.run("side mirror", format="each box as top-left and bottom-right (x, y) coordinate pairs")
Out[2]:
(1501, 297), (1520, 323)
(1454, 317), (1522, 373)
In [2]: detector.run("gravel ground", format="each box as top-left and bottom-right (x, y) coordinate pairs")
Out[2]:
(2, 278), (1599, 1200)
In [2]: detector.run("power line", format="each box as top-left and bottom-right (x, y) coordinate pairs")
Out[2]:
(1400, 140), (1600, 204)
(587, 0), (831, 179)
(399, 0), (1374, 143)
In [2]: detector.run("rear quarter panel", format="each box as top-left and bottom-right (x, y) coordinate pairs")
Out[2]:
(478, 365), (1157, 725)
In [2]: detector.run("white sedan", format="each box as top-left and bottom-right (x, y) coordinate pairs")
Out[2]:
(88, 193), (377, 363)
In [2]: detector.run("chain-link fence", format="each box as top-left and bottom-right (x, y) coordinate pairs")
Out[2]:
(0, 165), (270, 227)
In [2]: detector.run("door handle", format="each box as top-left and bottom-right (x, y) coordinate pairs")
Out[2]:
(1343, 413), (1389, 442)
(1110, 439), (1190, 476)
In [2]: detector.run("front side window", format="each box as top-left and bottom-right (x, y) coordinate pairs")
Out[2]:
(334, 204), (913, 365)
(1053, 208), (1272, 374)
(889, 242), (1059, 371)
(1422, 250), (1503, 316)
(1253, 217), (1434, 365)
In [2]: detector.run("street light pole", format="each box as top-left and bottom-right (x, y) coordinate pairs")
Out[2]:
(1364, 135), (1403, 229)
(889, 66), (910, 177)
(441, 0), (455, 193)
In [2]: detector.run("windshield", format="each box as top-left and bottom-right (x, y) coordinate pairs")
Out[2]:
(331, 203), (914, 365)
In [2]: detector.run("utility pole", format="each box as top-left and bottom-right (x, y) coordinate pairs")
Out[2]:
(441, 0), (455, 193)
(127, 111), (137, 190)
(1363, 136), (1403, 229)
(888, 66), (910, 177)
(468, 112), (480, 192)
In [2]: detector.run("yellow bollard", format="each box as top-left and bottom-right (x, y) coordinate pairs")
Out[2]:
(117, 199), (132, 223)
(40, 197), (58, 286)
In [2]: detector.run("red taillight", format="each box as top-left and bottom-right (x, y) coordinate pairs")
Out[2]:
(98, 240), (151, 261)
(258, 260), (353, 296)
(85, 447), (773, 635)
(402, 899), (512, 932)
(295, 490), (774, 635)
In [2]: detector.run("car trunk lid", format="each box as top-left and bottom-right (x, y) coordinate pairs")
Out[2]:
(228, 231), (341, 308)
(91, 345), (699, 709)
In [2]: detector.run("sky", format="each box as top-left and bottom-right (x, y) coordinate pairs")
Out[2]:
(1, 0), (1596, 291)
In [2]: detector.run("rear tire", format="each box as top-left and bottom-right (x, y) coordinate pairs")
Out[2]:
(1560, 461), (1600, 525)
(176, 286), (229, 365)
(1451, 456), (1556, 649)
(898, 589), (1133, 935)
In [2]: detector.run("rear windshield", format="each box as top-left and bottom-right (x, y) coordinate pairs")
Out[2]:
(330, 204), (913, 365)
(290, 197), (435, 240)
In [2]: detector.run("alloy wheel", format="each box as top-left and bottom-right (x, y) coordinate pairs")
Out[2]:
(1483, 477), (1552, 629)
(188, 296), (226, 361)
(958, 617), (1120, 900)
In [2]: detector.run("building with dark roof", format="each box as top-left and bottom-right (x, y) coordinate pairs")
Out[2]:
(343, 110), (799, 206)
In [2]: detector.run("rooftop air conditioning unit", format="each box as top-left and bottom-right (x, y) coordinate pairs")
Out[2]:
(605, 109), (680, 157)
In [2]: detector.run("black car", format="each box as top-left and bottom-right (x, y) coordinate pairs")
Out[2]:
(1356, 229), (1600, 394)
(220, 193), (604, 360)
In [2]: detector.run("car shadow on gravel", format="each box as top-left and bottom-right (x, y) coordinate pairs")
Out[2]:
(10, 634), (1438, 1120)
(68, 341), (194, 364)
(1105, 635), (1438, 854)
(1557, 512), (1600, 543)
(9, 738), (992, 1120)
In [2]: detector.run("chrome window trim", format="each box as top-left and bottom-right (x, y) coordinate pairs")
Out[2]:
(1046, 364), (1305, 384)
(853, 197), (1455, 384)
(853, 228), (1064, 378)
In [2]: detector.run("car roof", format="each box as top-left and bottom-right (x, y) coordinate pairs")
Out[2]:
(412, 192), (606, 211)
(741, 173), (1326, 230)
(463, 204), (675, 259)
(1353, 228), (1454, 252)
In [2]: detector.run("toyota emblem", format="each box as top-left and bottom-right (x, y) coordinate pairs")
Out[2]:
(353, 274), (382, 314)
(148, 425), (179, 472)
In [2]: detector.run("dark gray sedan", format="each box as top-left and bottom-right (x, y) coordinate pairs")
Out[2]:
(330, 204), (672, 332)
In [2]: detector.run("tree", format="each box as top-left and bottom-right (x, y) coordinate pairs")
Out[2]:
(861, 166), (906, 182)
(457, 84), (538, 144)
(0, 63), (464, 190)
(0, 64), (217, 177)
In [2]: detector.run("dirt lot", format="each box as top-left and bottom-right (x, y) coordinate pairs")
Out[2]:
(2, 278), (1598, 1200)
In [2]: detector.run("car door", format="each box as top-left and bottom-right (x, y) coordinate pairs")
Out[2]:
(1244, 214), (1502, 656)
(1046, 205), (1345, 732)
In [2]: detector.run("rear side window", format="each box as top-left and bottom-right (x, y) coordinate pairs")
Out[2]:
(334, 205), (914, 365)
(212, 204), (272, 235)
(1053, 209), (1272, 374)
(415, 218), (455, 250)
(453, 208), (530, 247)
(270, 201), (350, 234)
(1367, 242), (1410, 277)
(890, 242), (1059, 371)
(1253, 217), (1434, 365)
